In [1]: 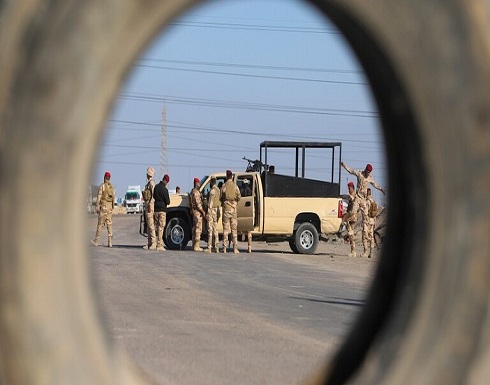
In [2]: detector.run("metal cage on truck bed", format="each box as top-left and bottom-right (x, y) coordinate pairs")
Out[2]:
(259, 141), (342, 198)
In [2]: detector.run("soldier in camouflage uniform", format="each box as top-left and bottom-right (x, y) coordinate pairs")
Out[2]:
(143, 167), (156, 250)
(343, 181), (357, 257)
(204, 177), (221, 253)
(221, 170), (241, 254)
(91, 171), (115, 247)
(341, 162), (385, 257)
(190, 177), (206, 251)
(365, 188), (378, 258)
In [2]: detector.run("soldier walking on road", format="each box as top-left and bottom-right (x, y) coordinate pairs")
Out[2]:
(341, 161), (385, 257)
(221, 170), (241, 254)
(190, 177), (206, 251)
(343, 181), (357, 257)
(205, 177), (221, 253)
(365, 188), (378, 258)
(91, 171), (115, 247)
(153, 174), (171, 252)
(143, 167), (156, 250)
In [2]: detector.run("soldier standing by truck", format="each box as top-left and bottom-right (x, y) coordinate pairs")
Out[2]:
(153, 174), (171, 252)
(190, 177), (206, 251)
(341, 161), (385, 257)
(91, 171), (115, 247)
(142, 167), (156, 250)
(221, 170), (241, 254)
(204, 177), (221, 253)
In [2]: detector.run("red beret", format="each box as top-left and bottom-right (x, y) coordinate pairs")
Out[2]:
(104, 171), (111, 179)
(348, 181), (354, 188)
(194, 177), (200, 184)
(163, 174), (170, 182)
(366, 164), (373, 172)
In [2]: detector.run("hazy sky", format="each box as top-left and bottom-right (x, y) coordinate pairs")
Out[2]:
(93, 0), (386, 202)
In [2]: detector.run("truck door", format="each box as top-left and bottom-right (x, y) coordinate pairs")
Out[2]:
(237, 175), (254, 232)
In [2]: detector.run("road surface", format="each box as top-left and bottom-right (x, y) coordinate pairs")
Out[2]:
(89, 214), (378, 385)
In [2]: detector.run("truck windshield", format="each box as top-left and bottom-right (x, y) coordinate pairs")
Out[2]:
(125, 192), (140, 200)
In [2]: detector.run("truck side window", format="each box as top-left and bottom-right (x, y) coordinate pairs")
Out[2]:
(238, 177), (253, 197)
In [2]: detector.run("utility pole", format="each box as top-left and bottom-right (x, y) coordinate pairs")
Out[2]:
(159, 100), (168, 179)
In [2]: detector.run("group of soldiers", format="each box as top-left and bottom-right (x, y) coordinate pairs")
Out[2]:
(190, 169), (249, 254)
(90, 167), (247, 254)
(341, 161), (385, 258)
(91, 167), (171, 250)
(91, 163), (383, 257)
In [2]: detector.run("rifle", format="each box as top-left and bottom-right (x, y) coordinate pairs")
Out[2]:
(242, 156), (267, 172)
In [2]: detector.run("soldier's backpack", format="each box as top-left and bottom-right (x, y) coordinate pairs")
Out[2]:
(224, 181), (236, 201)
(102, 182), (115, 202)
(142, 183), (152, 202)
(369, 200), (378, 218)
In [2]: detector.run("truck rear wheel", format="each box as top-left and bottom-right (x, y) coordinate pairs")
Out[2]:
(294, 222), (319, 255)
(164, 217), (190, 250)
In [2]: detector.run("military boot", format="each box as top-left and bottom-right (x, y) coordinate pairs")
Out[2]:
(90, 239), (98, 247)
(348, 251), (357, 257)
(193, 242), (203, 252)
(247, 245), (252, 253)
(233, 245), (240, 254)
(222, 246), (227, 254)
(204, 247), (212, 253)
(107, 237), (112, 248)
(368, 247), (374, 258)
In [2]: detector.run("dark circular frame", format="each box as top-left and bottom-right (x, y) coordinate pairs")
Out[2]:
(1, 1), (489, 384)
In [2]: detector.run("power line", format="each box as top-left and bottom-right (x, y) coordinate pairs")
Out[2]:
(169, 20), (341, 34)
(134, 63), (368, 86)
(117, 94), (378, 118)
(139, 58), (363, 75)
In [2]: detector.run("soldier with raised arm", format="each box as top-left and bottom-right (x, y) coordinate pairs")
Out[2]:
(341, 161), (385, 257)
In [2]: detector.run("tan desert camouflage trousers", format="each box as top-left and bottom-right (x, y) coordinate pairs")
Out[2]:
(94, 204), (113, 242)
(145, 207), (156, 247)
(154, 211), (166, 248)
(206, 208), (219, 249)
(222, 210), (238, 248)
(192, 210), (203, 244)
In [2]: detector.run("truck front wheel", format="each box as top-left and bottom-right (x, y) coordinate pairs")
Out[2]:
(293, 222), (319, 255)
(164, 217), (191, 250)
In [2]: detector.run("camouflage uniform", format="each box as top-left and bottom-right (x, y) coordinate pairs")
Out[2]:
(143, 168), (156, 250)
(92, 178), (115, 247)
(190, 186), (204, 251)
(221, 178), (241, 253)
(345, 189), (357, 257)
(342, 163), (384, 257)
(205, 184), (221, 253)
(365, 194), (377, 257)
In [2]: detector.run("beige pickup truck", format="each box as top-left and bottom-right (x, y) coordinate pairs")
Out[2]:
(154, 141), (344, 254)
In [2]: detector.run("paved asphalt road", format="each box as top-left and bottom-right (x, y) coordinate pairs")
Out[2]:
(89, 214), (376, 385)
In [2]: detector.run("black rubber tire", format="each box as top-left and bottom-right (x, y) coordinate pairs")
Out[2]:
(293, 222), (319, 255)
(164, 217), (191, 250)
(288, 239), (299, 254)
(1, 1), (490, 385)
